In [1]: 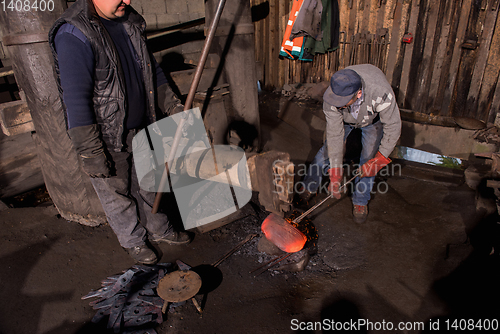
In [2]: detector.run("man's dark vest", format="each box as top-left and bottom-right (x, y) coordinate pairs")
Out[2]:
(48, 0), (157, 152)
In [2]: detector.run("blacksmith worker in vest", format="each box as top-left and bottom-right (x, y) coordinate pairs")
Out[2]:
(299, 64), (402, 223)
(48, 0), (192, 264)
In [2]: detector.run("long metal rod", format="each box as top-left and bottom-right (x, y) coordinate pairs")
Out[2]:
(212, 234), (258, 267)
(152, 0), (227, 214)
(251, 253), (292, 277)
(293, 171), (361, 224)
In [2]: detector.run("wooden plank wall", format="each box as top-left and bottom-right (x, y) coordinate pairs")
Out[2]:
(250, 0), (500, 123)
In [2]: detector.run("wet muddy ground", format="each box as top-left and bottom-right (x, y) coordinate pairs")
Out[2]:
(1, 93), (500, 334)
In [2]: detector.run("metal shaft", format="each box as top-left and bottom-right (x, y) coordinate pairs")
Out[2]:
(293, 172), (361, 224)
(212, 234), (258, 267)
(152, 0), (227, 214)
(250, 253), (292, 277)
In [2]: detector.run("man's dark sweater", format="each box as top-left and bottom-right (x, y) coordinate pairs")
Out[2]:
(54, 17), (168, 130)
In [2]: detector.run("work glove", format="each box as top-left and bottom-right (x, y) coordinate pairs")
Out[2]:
(328, 167), (343, 199)
(68, 124), (111, 178)
(157, 83), (184, 117)
(360, 151), (391, 178)
(80, 153), (111, 178)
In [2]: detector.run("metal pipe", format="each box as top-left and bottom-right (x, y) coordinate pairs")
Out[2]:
(293, 171), (361, 224)
(152, 0), (227, 214)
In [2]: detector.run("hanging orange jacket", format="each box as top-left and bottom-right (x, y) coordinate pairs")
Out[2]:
(280, 0), (304, 59)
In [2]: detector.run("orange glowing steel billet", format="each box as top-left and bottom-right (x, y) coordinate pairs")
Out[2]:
(261, 213), (307, 253)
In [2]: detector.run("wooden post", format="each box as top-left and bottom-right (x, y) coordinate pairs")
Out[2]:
(205, 0), (261, 151)
(0, 1), (106, 226)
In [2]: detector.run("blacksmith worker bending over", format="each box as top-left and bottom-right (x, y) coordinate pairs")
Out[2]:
(300, 64), (401, 223)
(48, 0), (192, 264)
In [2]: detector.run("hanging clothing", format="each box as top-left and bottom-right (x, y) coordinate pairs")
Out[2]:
(303, 0), (340, 56)
(290, 0), (323, 41)
(280, 0), (340, 61)
(279, 0), (305, 59)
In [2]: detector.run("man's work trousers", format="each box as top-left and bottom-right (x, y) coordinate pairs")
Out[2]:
(90, 130), (172, 249)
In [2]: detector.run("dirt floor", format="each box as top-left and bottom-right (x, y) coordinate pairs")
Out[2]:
(1, 93), (500, 334)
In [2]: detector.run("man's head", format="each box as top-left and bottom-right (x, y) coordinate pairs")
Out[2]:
(323, 69), (362, 108)
(93, 0), (130, 20)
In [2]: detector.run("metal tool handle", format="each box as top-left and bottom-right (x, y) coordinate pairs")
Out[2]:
(152, 0), (227, 214)
(293, 171), (361, 224)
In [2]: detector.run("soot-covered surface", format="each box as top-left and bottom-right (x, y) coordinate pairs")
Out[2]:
(1, 93), (499, 334)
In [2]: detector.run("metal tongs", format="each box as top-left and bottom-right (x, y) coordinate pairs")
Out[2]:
(293, 169), (362, 224)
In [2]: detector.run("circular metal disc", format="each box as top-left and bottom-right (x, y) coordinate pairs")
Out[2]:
(454, 117), (486, 130)
(157, 270), (202, 302)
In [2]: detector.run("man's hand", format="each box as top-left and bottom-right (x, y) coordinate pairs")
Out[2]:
(81, 152), (110, 178)
(157, 83), (184, 116)
(68, 124), (110, 178)
(328, 167), (343, 199)
(360, 151), (391, 178)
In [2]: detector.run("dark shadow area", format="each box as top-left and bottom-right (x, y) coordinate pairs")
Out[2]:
(226, 120), (259, 151)
(293, 96), (326, 163)
(251, 1), (270, 22)
(320, 299), (368, 333)
(146, 30), (205, 55)
(200, 27), (233, 118)
(191, 264), (223, 295)
(0, 238), (73, 334)
(344, 128), (362, 166)
(157, 51), (195, 103)
(0, 59), (19, 102)
(1, 185), (51, 208)
(159, 51), (195, 74)
(418, 184), (500, 333)
(159, 191), (187, 233)
(422, 246), (500, 332)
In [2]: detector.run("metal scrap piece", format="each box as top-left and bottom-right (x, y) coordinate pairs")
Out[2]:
(85, 264), (175, 331)
(107, 295), (126, 330)
(139, 289), (155, 296)
(123, 314), (154, 327)
(83, 270), (134, 300)
(137, 295), (164, 307)
(90, 294), (122, 309)
(91, 307), (110, 323)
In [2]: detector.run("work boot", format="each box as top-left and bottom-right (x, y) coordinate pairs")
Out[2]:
(126, 245), (157, 265)
(353, 204), (368, 223)
(152, 230), (193, 245)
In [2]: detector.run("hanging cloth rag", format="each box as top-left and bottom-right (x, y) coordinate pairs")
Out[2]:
(290, 0), (323, 41)
(303, 0), (340, 56)
(279, 0), (305, 59)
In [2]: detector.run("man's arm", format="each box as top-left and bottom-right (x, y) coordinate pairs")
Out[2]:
(54, 24), (95, 129)
(153, 57), (184, 117)
(55, 24), (110, 178)
(323, 102), (345, 168)
(375, 92), (401, 158)
(360, 91), (401, 178)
